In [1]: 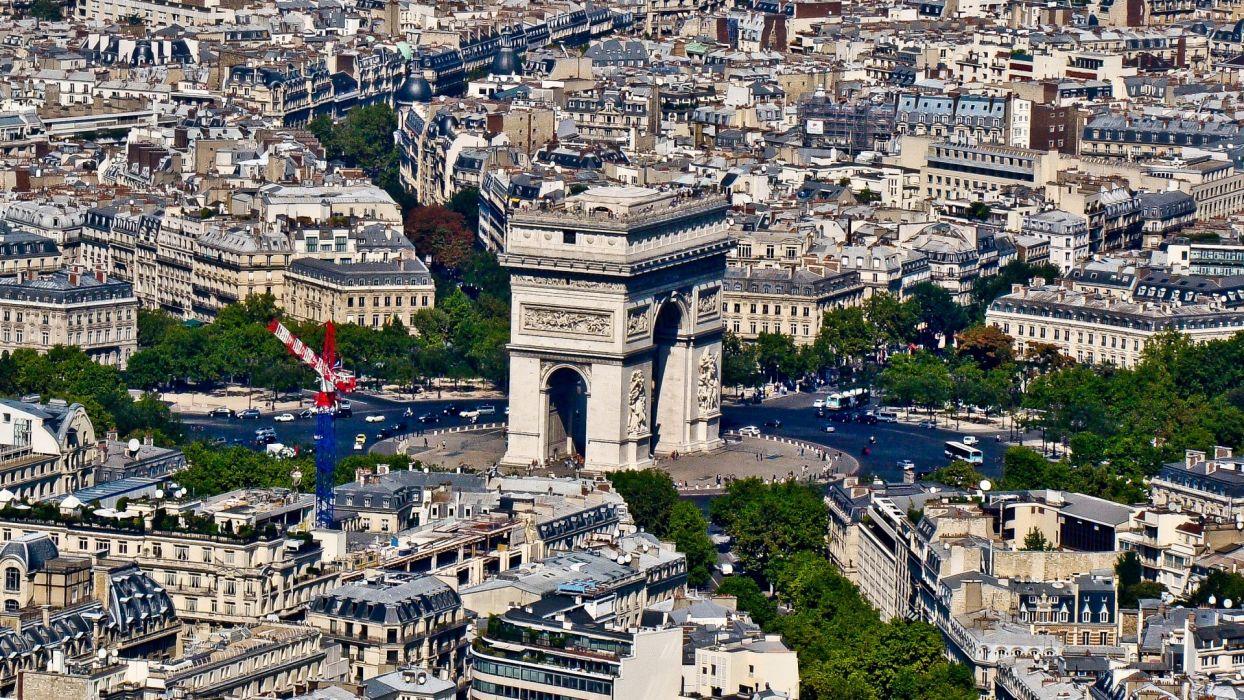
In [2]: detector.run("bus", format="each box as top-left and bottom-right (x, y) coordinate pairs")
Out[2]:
(945, 441), (984, 464)
(826, 387), (870, 411)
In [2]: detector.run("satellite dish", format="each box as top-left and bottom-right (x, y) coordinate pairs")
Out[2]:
(1227, 599), (1235, 609)
(979, 479), (992, 492)
(1210, 595), (1218, 606)
(154, 490), (165, 499)
(128, 438), (141, 452)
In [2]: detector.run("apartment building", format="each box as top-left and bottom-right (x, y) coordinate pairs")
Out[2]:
(985, 282), (1244, 367)
(1117, 507), (1205, 595)
(1151, 447), (1244, 524)
(0, 509), (335, 627)
(721, 266), (864, 344)
(1021, 210), (1091, 273)
(77, 0), (228, 27)
(1167, 239), (1244, 276)
(283, 258), (435, 332)
(308, 572), (468, 684)
(0, 230), (61, 276)
(1080, 114), (1239, 160)
(469, 608), (684, 700)
(914, 139), (1058, 202)
(0, 397), (97, 500)
(0, 268), (137, 368)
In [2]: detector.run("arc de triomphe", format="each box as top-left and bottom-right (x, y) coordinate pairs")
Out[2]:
(498, 186), (731, 471)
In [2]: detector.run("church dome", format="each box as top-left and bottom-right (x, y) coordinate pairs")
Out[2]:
(492, 47), (520, 76)
(395, 74), (433, 105)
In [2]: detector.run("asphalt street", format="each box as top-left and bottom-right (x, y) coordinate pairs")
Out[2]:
(178, 390), (1011, 482)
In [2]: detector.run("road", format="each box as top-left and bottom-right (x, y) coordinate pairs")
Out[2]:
(719, 391), (1010, 482)
(180, 394), (507, 456)
(179, 390), (1010, 482)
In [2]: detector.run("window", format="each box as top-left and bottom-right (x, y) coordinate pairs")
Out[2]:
(3, 567), (18, 592)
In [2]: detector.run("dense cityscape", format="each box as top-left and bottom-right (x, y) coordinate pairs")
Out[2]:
(0, 0), (1242, 697)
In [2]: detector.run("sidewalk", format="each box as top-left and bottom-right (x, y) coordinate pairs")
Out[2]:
(163, 388), (308, 415)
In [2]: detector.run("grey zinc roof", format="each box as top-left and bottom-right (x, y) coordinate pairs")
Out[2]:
(311, 572), (460, 625)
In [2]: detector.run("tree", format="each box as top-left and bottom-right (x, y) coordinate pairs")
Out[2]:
(447, 187), (481, 237)
(814, 306), (874, 369)
(955, 325), (1014, 370)
(717, 575), (777, 627)
(404, 206), (474, 272)
(969, 260), (1060, 321)
(1184, 569), (1244, 607)
(927, 460), (984, 490)
(722, 332), (761, 388)
(879, 351), (951, 414)
(608, 469), (679, 537)
(753, 332), (801, 384)
(308, 104), (409, 208)
(1021, 527), (1052, 551)
(855, 187), (881, 204)
(864, 292), (919, 349)
(29, 0), (63, 19)
(1115, 551), (1168, 607)
(909, 283), (968, 348)
(668, 501), (716, 587)
(967, 201), (992, 221)
(137, 309), (179, 348)
(710, 479), (828, 574)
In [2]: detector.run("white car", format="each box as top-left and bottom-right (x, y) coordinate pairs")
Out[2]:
(823, 425), (836, 433)
(813, 399), (825, 409)
(459, 409), (480, 419)
(364, 414), (385, 423)
(962, 435), (979, 445)
(273, 413), (295, 423)
(737, 426), (761, 437)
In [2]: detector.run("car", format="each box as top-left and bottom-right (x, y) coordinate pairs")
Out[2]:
(442, 405), (457, 416)
(477, 405), (496, 415)
(813, 399), (825, 409)
(364, 414), (385, 423)
(391, 422), (408, 433)
(377, 428), (393, 440)
(418, 413), (439, 424)
(298, 408), (315, 419)
(273, 413), (295, 422)
(961, 435), (979, 445)
(763, 419), (782, 429)
(858, 413), (878, 425)
(239, 408), (261, 420)
(208, 407), (234, 418)
(334, 405), (353, 418)
(459, 409), (480, 419)
(823, 425), (836, 433)
(338, 400), (352, 411)
(737, 426), (761, 437)
(918, 419), (937, 429)
(877, 410), (899, 423)
(353, 434), (366, 450)
(897, 459), (916, 470)
(209, 436), (227, 446)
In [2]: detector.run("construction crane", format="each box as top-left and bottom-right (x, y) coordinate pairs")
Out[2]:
(267, 319), (356, 528)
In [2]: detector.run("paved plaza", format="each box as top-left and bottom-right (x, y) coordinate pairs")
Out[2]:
(388, 426), (858, 491)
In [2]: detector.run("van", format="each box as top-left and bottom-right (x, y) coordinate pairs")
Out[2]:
(477, 405), (497, 415)
(877, 409), (899, 423)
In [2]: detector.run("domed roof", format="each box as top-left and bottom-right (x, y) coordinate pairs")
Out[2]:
(395, 75), (433, 105)
(492, 46), (520, 76)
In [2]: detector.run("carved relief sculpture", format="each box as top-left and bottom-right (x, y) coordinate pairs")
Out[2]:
(523, 307), (612, 336)
(626, 306), (650, 336)
(627, 369), (647, 436)
(697, 288), (720, 317)
(697, 351), (720, 413)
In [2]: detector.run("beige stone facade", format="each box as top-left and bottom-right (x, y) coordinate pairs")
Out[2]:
(284, 257), (435, 331)
(0, 268), (137, 368)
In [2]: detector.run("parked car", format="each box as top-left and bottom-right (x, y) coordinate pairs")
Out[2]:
(876, 410), (899, 423)
(239, 408), (261, 420)
(273, 413), (295, 423)
(918, 419), (937, 429)
(961, 435), (979, 445)
(364, 414), (385, 423)
(737, 426), (761, 437)
(208, 407), (234, 418)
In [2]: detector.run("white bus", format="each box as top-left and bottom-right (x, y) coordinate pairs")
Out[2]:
(826, 387), (869, 411)
(944, 441), (984, 464)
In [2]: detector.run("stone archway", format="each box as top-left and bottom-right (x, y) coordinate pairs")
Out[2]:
(651, 299), (689, 456)
(543, 366), (588, 463)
